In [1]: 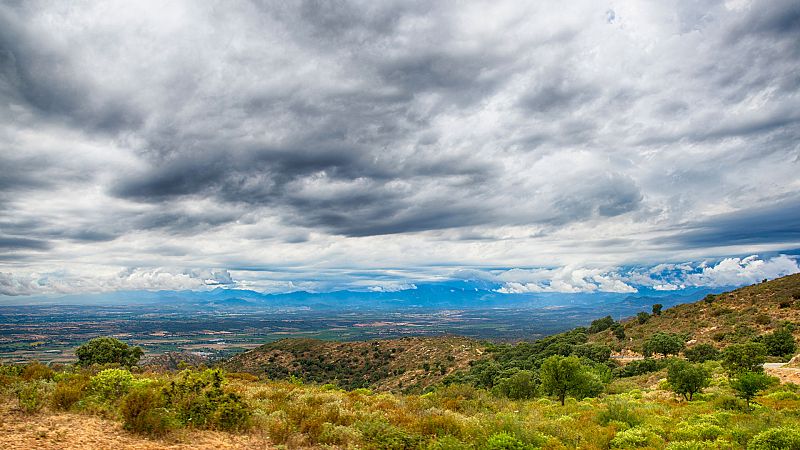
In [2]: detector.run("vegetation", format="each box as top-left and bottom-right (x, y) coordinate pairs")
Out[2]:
(721, 342), (768, 377)
(643, 332), (685, 357)
(666, 360), (711, 401)
(75, 337), (144, 367)
(730, 371), (778, 410)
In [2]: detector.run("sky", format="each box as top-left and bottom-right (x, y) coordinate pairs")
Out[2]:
(1, 0), (799, 297)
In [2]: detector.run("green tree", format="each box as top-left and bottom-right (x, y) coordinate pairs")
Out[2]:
(588, 316), (615, 334)
(637, 312), (650, 324)
(721, 342), (767, 378)
(758, 328), (797, 358)
(573, 343), (612, 363)
(666, 360), (710, 401)
(651, 304), (663, 316)
(643, 332), (685, 358)
(492, 370), (538, 400)
(539, 355), (590, 406)
(730, 371), (778, 410)
(684, 343), (720, 363)
(610, 323), (626, 340)
(75, 337), (144, 367)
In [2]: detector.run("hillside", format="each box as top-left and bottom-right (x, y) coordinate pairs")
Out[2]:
(222, 335), (485, 392)
(590, 273), (800, 354)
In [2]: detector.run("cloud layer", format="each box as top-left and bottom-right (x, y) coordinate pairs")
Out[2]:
(1, 1), (799, 294)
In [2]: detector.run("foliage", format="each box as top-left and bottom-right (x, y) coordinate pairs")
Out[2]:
(721, 342), (767, 377)
(589, 316), (616, 334)
(89, 368), (134, 400)
(643, 333), (685, 357)
(16, 380), (47, 414)
(755, 328), (797, 358)
(747, 427), (800, 450)
(121, 385), (173, 436)
(684, 344), (720, 363)
(730, 372), (778, 409)
(492, 370), (538, 400)
(613, 358), (670, 378)
(637, 312), (651, 324)
(652, 304), (663, 316)
(21, 361), (54, 381)
(52, 375), (88, 410)
(164, 369), (251, 431)
(75, 337), (144, 367)
(539, 355), (593, 405)
(667, 360), (710, 401)
(611, 323), (626, 340)
(484, 432), (539, 450)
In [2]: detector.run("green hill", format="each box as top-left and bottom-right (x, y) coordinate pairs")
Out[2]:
(590, 273), (800, 355)
(222, 335), (485, 392)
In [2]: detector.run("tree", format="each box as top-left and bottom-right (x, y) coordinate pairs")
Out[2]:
(651, 304), (663, 316)
(730, 371), (778, 410)
(667, 360), (710, 401)
(75, 337), (144, 367)
(643, 332), (685, 358)
(721, 342), (767, 378)
(573, 343), (612, 363)
(758, 328), (797, 358)
(539, 355), (590, 406)
(588, 316), (616, 334)
(610, 323), (626, 340)
(684, 344), (720, 363)
(492, 370), (538, 399)
(637, 312), (650, 324)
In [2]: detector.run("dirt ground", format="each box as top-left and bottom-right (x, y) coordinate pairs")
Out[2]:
(764, 363), (800, 385)
(0, 401), (273, 450)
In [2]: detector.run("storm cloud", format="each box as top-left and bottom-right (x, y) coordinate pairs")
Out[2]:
(1, 1), (799, 294)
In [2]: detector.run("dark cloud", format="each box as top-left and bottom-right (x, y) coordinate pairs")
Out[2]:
(0, 236), (50, 251)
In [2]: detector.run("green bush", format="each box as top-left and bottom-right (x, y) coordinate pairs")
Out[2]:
(492, 370), (538, 399)
(667, 360), (710, 401)
(89, 368), (134, 400)
(75, 337), (144, 367)
(356, 418), (422, 450)
(597, 399), (641, 428)
(748, 427), (800, 450)
(121, 385), (173, 436)
(722, 342), (767, 377)
(610, 426), (662, 448)
(643, 333), (684, 357)
(21, 361), (54, 381)
(589, 316), (616, 334)
(684, 344), (720, 363)
(164, 369), (251, 431)
(757, 328), (797, 358)
(52, 377), (87, 410)
(16, 381), (47, 414)
(483, 432), (538, 450)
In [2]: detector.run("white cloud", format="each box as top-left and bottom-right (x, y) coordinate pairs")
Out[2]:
(684, 255), (800, 287)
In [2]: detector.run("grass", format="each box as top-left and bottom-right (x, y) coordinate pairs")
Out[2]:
(2, 360), (800, 449)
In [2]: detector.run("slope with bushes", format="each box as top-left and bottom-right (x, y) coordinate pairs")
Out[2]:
(222, 335), (485, 392)
(590, 273), (800, 355)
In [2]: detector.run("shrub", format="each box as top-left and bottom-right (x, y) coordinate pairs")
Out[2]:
(164, 369), (251, 431)
(755, 314), (772, 325)
(75, 337), (144, 367)
(652, 304), (663, 316)
(704, 294), (716, 304)
(16, 381), (47, 414)
(747, 427), (800, 450)
(89, 368), (134, 400)
(611, 323), (626, 340)
(643, 333), (684, 357)
(21, 361), (54, 381)
(667, 360), (710, 401)
(721, 342), (767, 377)
(428, 435), (470, 450)
(589, 316), (616, 334)
(610, 426), (662, 448)
(613, 358), (667, 378)
(597, 399), (641, 428)
(52, 378), (87, 410)
(121, 385), (173, 435)
(758, 328), (797, 358)
(637, 312), (650, 325)
(483, 432), (539, 450)
(492, 370), (538, 400)
(684, 344), (720, 363)
(356, 418), (421, 450)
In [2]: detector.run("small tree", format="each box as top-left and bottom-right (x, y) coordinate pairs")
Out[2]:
(684, 343), (720, 363)
(588, 316), (616, 334)
(643, 332), (685, 358)
(759, 328), (797, 358)
(539, 355), (589, 406)
(610, 323), (626, 340)
(75, 337), (144, 367)
(667, 360), (710, 401)
(637, 312), (650, 324)
(492, 370), (538, 400)
(730, 371), (778, 410)
(652, 304), (663, 316)
(721, 342), (767, 378)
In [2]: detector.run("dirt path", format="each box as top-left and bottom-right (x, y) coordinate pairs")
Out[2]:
(0, 401), (273, 450)
(764, 362), (800, 384)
